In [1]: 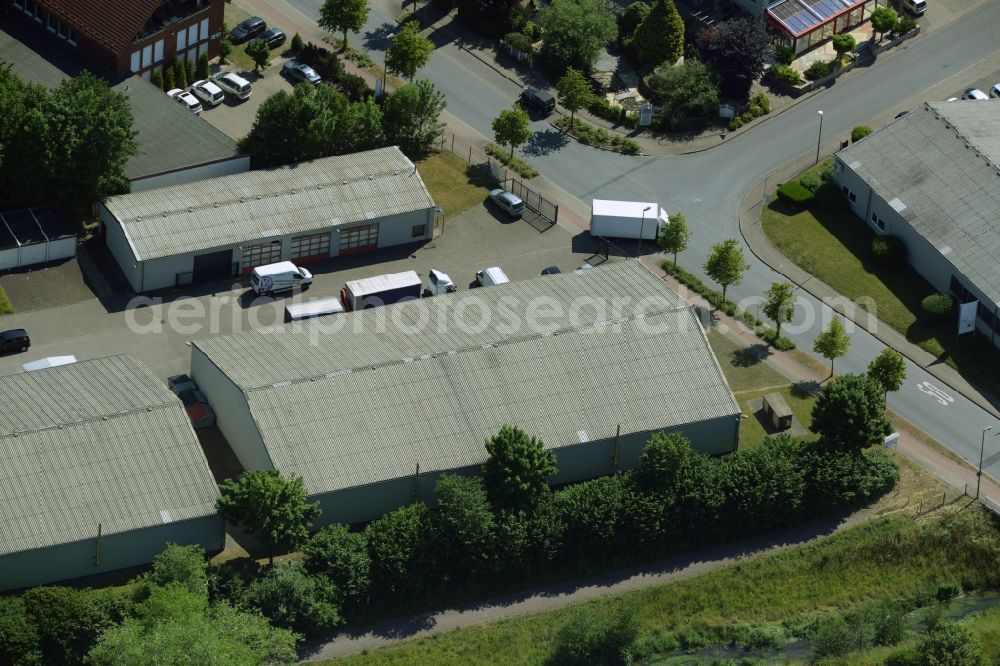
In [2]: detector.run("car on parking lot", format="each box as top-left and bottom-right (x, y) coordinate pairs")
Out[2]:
(229, 16), (267, 44)
(423, 269), (457, 296)
(519, 88), (556, 116)
(282, 60), (321, 84)
(488, 188), (525, 217)
(962, 88), (988, 100)
(541, 266), (561, 275)
(900, 0), (926, 15)
(990, 85), (1000, 98)
(168, 374), (216, 429)
(262, 27), (286, 49)
(167, 88), (202, 114)
(0, 329), (30, 354)
(191, 79), (224, 107)
(213, 72), (253, 100)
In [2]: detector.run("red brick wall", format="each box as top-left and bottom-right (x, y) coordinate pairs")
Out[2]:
(114, 0), (225, 79)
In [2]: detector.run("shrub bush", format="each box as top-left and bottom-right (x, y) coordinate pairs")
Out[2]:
(777, 181), (815, 206)
(610, 136), (641, 155)
(775, 44), (795, 65)
(852, 125), (873, 142)
(290, 32), (303, 52)
(503, 32), (535, 53)
(741, 623), (788, 650)
(749, 91), (771, 115)
(872, 235), (906, 267)
(895, 15), (918, 35)
(240, 560), (342, 636)
(337, 72), (372, 101)
(552, 602), (639, 666)
(772, 64), (801, 85)
(805, 60), (833, 80)
(799, 170), (823, 193)
(921, 293), (954, 320)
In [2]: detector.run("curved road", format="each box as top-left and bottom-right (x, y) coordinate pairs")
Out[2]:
(285, 0), (1000, 476)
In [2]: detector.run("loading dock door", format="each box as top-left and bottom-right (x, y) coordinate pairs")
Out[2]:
(192, 249), (233, 283)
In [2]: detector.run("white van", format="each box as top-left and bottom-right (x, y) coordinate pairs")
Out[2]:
(251, 261), (313, 295)
(476, 266), (510, 287)
(214, 72), (253, 100)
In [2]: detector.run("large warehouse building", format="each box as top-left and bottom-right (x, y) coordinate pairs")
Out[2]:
(98, 147), (436, 292)
(835, 101), (1000, 346)
(191, 261), (741, 526)
(0, 355), (223, 591)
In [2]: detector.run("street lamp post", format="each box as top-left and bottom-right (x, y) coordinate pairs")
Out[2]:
(380, 33), (396, 100)
(637, 205), (652, 258)
(977, 426), (993, 499)
(815, 110), (824, 165)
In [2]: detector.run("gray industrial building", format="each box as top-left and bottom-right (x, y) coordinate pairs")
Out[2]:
(0, 355), (223, 591)
(98, 147), (436, 292)
(835, 100), (1000, 345)
(191, 261), (741, 527)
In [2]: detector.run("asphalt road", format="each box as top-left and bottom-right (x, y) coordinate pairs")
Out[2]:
(280, 0), (1000, 480)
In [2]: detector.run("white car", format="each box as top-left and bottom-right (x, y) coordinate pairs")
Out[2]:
(423, 269), (456, 297)
(214, 72), (252, 100)
(962, 88), (988, 101)
(989, 84), (1000, 99)
(167, 88), (202, 114)
(191, 79), (224, 107)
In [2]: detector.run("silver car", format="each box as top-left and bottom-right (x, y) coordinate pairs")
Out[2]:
(488, 188), (525, 217)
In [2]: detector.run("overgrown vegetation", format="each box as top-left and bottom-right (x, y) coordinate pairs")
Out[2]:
(552, 117), (641, 154)
(483, 143), (539, 178)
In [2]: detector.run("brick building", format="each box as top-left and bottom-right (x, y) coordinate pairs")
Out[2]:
(8, 0), (225, 80)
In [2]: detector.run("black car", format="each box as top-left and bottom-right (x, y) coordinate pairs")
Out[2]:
(541, 266), (561, 275)
(229, 16), (266, 44)
(0, 329), (30, 354)
(282, 60), (321, 84)
(519, 88), (556, 116)
(262, 27), (286, 49)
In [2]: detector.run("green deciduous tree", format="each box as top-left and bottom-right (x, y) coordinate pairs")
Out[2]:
(364, 502), (434, 596)
(867, 348), (906, 398)
(705, 17), (773, 92)
(319, 0), (370, 50)
(832, 32), (856, 57)
(552, 601), (639, 666)
(911, 622), (985, 666)
(810, 374), (893, 451)
(434, 475), (496, 579)
(870, 7), (898, 41)
(658, 212), (689, 269)
(147, 544), (208, 596)
(240, 560), (342, 636)
(631, 0), (684, 66)
(619, 1), (651, 43)
(491, 105), (531, 160)
(813, 316), (851, 375)
(539, 0), (617, 74)
(648, 58), (719, 123)
(216, 470), (321, 566)
(245, 38), (271, 73)
(556, 67), (593, 125)
(762, 281), (796, 339)
(703, 238), (750, 303)
(482, 425), (557, 510)
(382, 80), (447, 157)
(386, 21), (434, 82)
(304, 524), (372, 605)
(20, 587), (121, 665)
(0, 596), (41, 666)
(87, 585), (298, 665)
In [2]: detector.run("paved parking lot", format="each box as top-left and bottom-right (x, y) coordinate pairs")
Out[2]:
(0, 202), (633, 380)
(200, 57), (299, 141)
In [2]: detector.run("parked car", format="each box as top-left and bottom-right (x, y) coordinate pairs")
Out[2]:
(476, 266), (510, 287)
(900, 0), (926, 15)
(167, 374), (216, 429)
(962, 88), (988, 100)
(540, 266), (561, 275)
(423, 269), (457, 296)
(251, 261), (313, 295)
(262, 27), (286, 49)
(990, 84), (1000, 99)
(229, 16), (266, 44)
(282, 60), (321, 84)
(213, 72), (253, 100)
(191, 79), (224, 107)
(577, 262), (594, 271)
(519, 88), (556, 116)
(488, 188), (526, 218)
(167, 88), (202, 114)
(0, 329), (30, 354)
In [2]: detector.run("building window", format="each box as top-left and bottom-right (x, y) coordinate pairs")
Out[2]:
(67, 26), (75, 45)
(290, 233), (331, 261)
(46, 12), (55, 32)
(13, 0), (23, 9)
(200, 18), (210, 41)
(950, 275), (974, 304)
(177, 30), (187, 51)
(154, 39), (164, 63)
(130, 50), (141, 73)
(188, 24), (198, 47)
(849, 191), (857, 203)
(142, 45), (153, 68)
(340, 224), (379, 254)
(241, 241), (283, 273)
(411, 224), (426, 238)
(871, 212), (884, 230)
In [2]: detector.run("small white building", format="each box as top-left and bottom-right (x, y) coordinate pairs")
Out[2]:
(99, 147), (436, 292)
(0, 206), (76, 271)
(834, 101), (1000, 346)
(0, 355), (223, 591)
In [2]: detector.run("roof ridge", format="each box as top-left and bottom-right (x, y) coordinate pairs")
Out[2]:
(0, 399), (180, 441)
(246, 303), (692, 393)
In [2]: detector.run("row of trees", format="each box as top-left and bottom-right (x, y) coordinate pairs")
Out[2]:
(0, 67), (137, 214)
(238, 79), (446, 167)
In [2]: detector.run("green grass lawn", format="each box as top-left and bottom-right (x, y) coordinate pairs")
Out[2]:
(416, 152), (493, 219)
(222, 3), (293, 73)
(324, 510), (1000, 666)
(0, 286), (12, 315)
(762, 162), (1000, 400)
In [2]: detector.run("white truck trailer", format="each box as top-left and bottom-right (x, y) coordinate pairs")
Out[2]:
(590, 199), (669, 240)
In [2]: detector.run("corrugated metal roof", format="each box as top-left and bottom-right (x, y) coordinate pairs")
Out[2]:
(103, 147), (434, 262)
(837, 101), (1000, 307)
(194, 262), (739, 496)
(0, 356), (220, 556)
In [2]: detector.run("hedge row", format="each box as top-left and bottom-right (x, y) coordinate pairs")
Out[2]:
(296, 42), (373, 102)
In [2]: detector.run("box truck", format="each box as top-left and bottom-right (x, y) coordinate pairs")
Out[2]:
(341, 270), (422, 310)
(590, 199), (669, 240)
(284, 296), (346, 323)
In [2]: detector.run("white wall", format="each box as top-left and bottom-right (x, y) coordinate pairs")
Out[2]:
(101, 203), (143, 292)
(46, 237), (77, 262)
(129, 156), (251, 193)
(375, 208), (435, 249)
